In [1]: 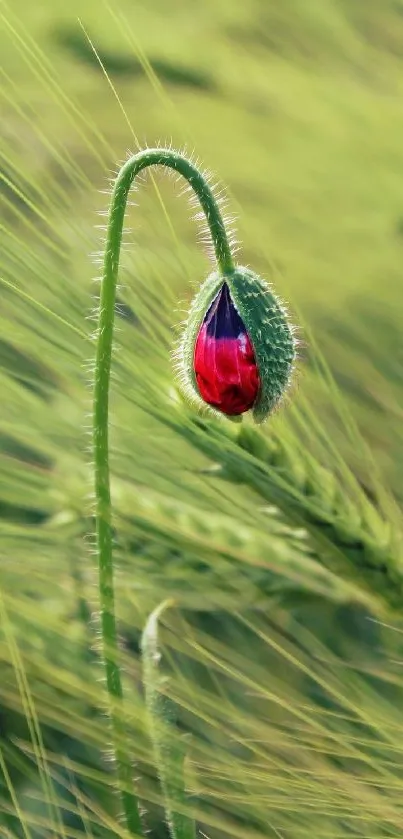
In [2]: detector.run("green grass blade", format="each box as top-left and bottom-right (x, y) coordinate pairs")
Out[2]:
(142, 601), (196, 839)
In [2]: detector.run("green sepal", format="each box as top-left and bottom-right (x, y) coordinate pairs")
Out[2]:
(176, 270), (225, 416)
(226, 267), (296, 422)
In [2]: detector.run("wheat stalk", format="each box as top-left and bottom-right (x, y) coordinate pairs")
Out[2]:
(156, 408), (403, 615)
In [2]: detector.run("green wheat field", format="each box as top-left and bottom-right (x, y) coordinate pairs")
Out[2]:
(2, 0), (403, 836)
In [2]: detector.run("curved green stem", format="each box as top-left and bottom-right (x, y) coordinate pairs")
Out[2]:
(93, 149), (234, 835)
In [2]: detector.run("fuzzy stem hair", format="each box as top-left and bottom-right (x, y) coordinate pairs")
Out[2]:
(93, 148), (234, 835)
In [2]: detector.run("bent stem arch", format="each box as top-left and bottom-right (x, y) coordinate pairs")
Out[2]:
(93, 149), (234, 835)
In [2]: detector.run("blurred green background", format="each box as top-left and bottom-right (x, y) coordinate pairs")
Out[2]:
(2, 0), (403, 836)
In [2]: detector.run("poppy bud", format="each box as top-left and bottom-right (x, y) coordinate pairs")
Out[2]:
(177, 266), (296, 423)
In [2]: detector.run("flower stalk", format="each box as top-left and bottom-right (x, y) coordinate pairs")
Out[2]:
(93, 148), (236, 835)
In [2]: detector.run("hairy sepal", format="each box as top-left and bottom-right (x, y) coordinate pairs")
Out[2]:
(176, 270), (228, 418)
(227, 267), (296, 422)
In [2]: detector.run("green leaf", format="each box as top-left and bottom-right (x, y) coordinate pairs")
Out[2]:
(141, 601), (196, 839)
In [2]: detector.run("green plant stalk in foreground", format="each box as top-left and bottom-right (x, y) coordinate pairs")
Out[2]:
(93, 149), (236, 835)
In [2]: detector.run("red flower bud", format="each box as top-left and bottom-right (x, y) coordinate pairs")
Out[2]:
(193, 283), (260, 415)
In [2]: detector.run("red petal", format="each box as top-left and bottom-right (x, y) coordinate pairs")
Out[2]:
(193, 285), (260, 415)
